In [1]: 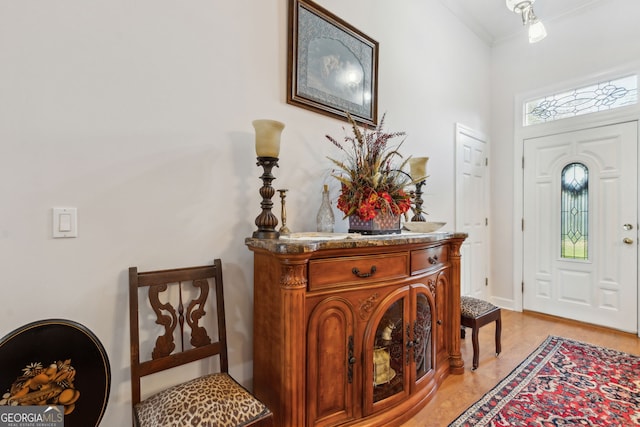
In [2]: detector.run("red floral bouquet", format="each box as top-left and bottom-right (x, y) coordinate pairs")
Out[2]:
(326, 113), (413, 221)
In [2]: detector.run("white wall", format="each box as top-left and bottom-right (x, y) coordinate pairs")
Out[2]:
(490, 0), (640, 307)
(0, 0), (489, 424)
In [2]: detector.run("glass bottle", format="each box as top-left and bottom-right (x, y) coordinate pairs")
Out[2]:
(316, 185), (335, 233)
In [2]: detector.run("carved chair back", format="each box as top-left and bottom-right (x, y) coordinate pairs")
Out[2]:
(128, 260), (228, 405)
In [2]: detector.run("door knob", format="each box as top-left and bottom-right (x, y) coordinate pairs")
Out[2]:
(623, 237), (634, 244)
(623, 224), (634, 231)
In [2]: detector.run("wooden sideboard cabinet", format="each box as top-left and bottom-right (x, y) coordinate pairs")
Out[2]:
(246, 232), (467, 427)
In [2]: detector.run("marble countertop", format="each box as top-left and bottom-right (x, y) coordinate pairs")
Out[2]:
(245, 231), (468, 254)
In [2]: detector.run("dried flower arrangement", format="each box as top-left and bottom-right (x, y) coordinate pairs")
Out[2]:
(326, 113), (413, 222)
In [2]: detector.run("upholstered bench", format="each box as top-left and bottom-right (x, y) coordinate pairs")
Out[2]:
(460, 296), (501, 370)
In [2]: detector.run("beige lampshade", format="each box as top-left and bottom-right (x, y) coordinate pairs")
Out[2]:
(409, 157), (429, 181)
(252, 119), (285, 157)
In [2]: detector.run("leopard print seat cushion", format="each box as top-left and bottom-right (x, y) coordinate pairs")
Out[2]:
(461, 296), (498, 319)
(134, 372), (271, 427)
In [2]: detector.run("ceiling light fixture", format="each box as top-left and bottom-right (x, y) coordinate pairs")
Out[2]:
(506, 0), (547, 43)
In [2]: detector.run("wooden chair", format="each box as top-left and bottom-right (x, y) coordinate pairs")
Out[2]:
(460, 296), (502, 370)
(129, 259), (273, 427)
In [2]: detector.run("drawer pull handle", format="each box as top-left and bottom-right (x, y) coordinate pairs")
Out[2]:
(428, 255), (439, 265)
(352, 265), (377, 278)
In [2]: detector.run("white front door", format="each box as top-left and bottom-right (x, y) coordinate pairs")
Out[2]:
(523, 121), (638, 332)
(455, 124), (489, 299)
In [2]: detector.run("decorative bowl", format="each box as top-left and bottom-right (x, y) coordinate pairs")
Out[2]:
(402, 221), (446, 233)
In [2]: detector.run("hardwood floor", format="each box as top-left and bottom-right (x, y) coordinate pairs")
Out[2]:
(400, 309), (640, 427)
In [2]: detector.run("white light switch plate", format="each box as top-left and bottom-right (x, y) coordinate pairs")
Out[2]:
(53, 207), (77, 238)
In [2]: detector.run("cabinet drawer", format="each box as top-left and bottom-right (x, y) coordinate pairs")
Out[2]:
(411, 246), (449, 274)
(308, 252), (409, 291)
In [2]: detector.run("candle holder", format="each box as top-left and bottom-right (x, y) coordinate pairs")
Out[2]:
(411, 180), (427, 222)
(277, 189), (291, 235)
(253, 157), (280, 239)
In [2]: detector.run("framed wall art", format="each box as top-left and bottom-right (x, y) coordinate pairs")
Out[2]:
(287, 0), (379, 126)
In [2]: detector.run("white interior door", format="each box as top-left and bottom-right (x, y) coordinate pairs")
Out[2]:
(523, 121), (638, 332)
(455, 124), (489, 299)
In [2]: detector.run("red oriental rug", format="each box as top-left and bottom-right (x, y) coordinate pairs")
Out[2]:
(449, 335), (640, 427)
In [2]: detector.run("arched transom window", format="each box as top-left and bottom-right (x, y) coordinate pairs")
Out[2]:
(525, 75), (638, 126)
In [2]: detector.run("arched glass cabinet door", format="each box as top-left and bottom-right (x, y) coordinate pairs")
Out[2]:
(372, 297), (405, 404)
(414, 290), (433, 381)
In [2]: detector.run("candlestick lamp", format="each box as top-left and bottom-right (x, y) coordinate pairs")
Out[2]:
(252, 119), (285, 239)
(409, 157), (429, 222)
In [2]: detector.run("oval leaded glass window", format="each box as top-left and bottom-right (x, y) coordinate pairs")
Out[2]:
(561, 163), (588, 260)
